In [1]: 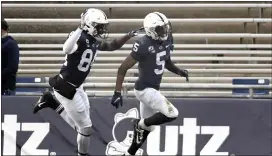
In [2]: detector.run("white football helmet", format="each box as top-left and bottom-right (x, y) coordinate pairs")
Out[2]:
(82, 8), (109, 38)
(143, 12), (171, 41)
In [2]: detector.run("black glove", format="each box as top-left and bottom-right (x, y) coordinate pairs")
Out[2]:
(111, 91), (123, 109)
(179, 69), (189, 82)
(127, 27), (144, 37)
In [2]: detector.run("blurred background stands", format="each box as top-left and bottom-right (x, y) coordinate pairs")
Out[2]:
(2, 1), (272, 98)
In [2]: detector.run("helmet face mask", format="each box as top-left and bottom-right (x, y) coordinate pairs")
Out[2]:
(154, 24), (170, 40)
(87, 22), (109, 39)
(94, 23), (109, 39)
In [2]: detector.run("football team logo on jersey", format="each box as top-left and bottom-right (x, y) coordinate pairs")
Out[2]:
(105, 108), (144, 155)
(86, 39), (90, 47)
(148, 46), (155, 53)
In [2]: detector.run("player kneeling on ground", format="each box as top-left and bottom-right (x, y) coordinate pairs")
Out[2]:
(111, 12), (189, 156)
(33, 8), (142, 156)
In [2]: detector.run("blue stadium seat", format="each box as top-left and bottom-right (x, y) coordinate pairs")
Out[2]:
(232, 78), (270, 95)
(16, 77), (46, 94)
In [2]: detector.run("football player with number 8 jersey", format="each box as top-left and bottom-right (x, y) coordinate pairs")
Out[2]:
(110, 12), (189, 156)
(33, 8), (142, 156)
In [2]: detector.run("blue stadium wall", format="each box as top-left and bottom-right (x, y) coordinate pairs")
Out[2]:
(1, 97), (272, 156)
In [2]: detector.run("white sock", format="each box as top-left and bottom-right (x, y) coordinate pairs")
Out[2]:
(125, 151), (131, 155)
(77, 133), (90, 155)
(60, 110), (76, 129)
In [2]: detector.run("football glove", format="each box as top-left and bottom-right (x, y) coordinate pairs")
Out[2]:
(127, 27), (144, 37)
(111, 91), (123, 109)
(179, 69), (189, 82)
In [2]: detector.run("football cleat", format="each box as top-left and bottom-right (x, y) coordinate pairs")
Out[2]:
(132, 119), (144, 145)
(33, 91), (55, 113)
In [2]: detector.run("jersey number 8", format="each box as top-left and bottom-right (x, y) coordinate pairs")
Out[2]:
(78, 49), (94, 72)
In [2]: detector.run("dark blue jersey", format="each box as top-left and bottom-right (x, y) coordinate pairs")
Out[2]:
(130, 34), (174, 90)
(60, 31), (100, 87)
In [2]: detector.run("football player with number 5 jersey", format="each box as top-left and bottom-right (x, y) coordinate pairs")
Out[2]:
(33, 8), (142, 156)
(111, 12), (189, 156)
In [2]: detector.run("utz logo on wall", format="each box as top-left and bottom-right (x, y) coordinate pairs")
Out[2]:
(2, 97), (271, 155)
(105, 108), (144, 155)
(105, 108), (230, 156)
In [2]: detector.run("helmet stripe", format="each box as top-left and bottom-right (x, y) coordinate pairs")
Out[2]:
(154, 12), (165, 23)
(100, 10), (107, 20)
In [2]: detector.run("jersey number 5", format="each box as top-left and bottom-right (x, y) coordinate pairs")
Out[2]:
(78, 49), (95, 72)
(133, 43), (140, 52)
(154, 51), (166, 75)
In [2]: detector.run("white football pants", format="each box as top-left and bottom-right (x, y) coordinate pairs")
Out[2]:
(134, 88), (179, 131)
(54, 85), (92, 154)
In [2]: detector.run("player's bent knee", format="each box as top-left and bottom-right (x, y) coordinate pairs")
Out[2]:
(75, 115), (92, 128)
(78, 126), (92, 136)
(76, 118), (92, 136)
(165, 106), (179, 119)
(172, 107), (179, 118)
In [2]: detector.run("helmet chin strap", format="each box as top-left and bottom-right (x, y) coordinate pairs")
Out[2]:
(156, 34), (168, 42)
(160, 36), (168, 41)
(149, 27), (168, 41)
(83, 25), (95, 36)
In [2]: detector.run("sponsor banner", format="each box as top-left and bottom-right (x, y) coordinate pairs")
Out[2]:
(1, 97), (271, 156)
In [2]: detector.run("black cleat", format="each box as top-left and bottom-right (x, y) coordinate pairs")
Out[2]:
(132, 119), (144, 145)
(33, 91), (55, 114)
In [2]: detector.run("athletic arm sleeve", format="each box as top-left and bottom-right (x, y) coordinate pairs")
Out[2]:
(62, 28), (82, 54)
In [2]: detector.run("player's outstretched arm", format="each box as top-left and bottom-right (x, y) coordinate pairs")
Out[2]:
(165, 56), (189, 82)
(98, 27), (144, 51)
(98, 34), (131, 51)
(63, 12), (87, 54)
